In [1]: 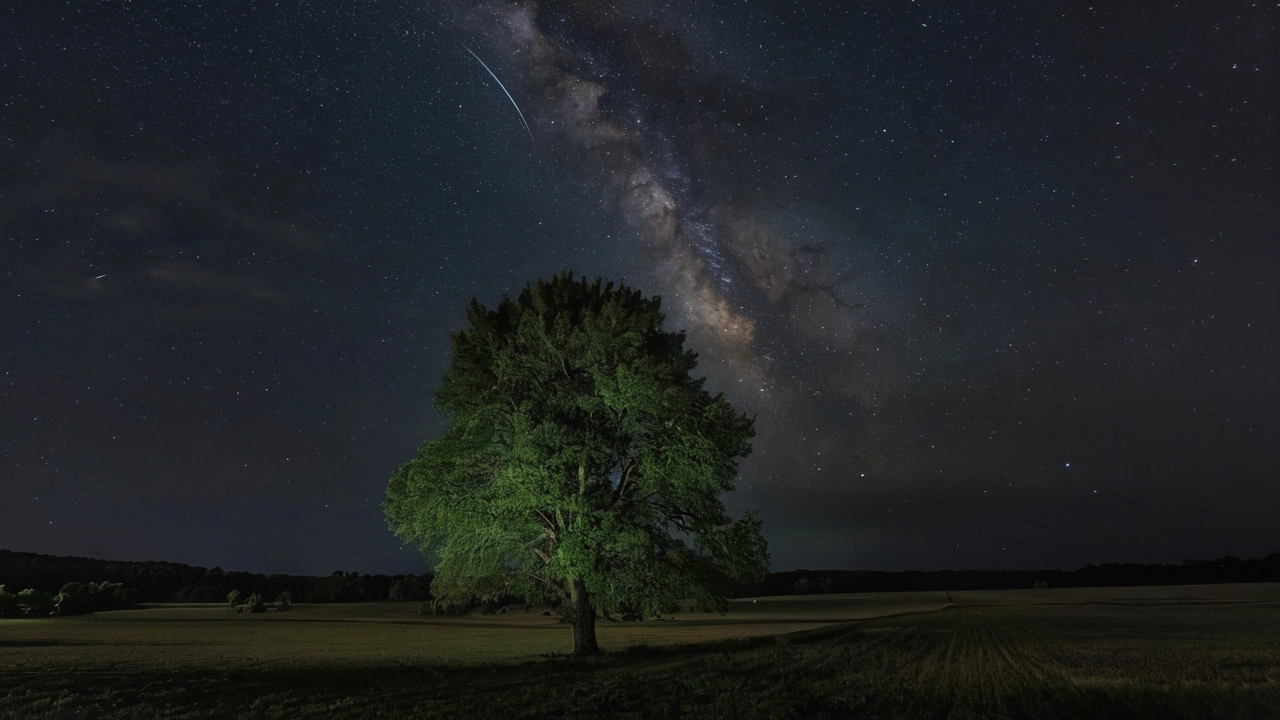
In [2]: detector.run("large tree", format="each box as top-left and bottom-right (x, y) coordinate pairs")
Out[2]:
(385, 272), (768, 655)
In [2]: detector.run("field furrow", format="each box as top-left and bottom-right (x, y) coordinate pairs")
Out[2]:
(1, 584), (1278, 718)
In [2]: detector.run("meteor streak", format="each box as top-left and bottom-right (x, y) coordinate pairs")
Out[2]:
(463, 45), (534, 142)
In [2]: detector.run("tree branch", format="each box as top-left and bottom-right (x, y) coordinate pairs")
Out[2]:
(610, 460), (637, 508)
(534, 509), (557, 536)
(522, 570), (566, 600)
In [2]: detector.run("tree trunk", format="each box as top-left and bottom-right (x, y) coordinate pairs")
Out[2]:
(568, 579), (599, 656)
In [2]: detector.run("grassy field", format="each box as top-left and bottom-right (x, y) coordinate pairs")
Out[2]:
(2, 583), (1278, 718)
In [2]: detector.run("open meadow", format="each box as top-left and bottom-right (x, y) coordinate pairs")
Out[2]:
(3, 583), (1278, 718)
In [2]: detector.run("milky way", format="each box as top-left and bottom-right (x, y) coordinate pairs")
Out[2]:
(440, 0), (1279, 569)
(2, 0), (1275, 573)
(455, 2), (880, 427)
(443, 0), (967, 490)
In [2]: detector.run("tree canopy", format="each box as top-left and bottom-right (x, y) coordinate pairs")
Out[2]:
(385, 272), (769, 654)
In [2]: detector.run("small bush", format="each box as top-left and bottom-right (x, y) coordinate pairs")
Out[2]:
(90, 581), (131, 611)
(245, 593), (266, 613)
(274, 591), (292, 611)
(56, 582), (94, 616)
(227, 589), (241, 607)
(821, 576), (842, 594)
(794, 578), (815, 595)
(17, 588), (56, 616)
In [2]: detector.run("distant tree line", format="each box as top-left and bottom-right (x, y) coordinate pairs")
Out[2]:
(3, 550), (1276, 609)
(758, 553), (1280, 596)
(0, 550), (433, 605)
(0, 581), (131, 618)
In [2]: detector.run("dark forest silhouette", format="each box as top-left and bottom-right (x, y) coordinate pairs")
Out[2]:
(766, 554), (1280, 596)
(2, 548), (1277, 610)
(0, 549), (432, 607)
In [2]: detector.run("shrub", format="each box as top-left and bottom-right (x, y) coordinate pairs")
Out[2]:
(227, 589), (241, 607)
(17, 588), (56, 616)
(821, 576), (842, 594)
(56, 582), (94, 616)
(245, 593), (266, 613)
(794, 578), (815, 595)
(52, 581), (132, 615)
(274, 591), (292, 611)
(90, 581), (131, 611)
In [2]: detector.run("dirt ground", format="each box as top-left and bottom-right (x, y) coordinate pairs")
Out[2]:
(2, 583), (1275, 671)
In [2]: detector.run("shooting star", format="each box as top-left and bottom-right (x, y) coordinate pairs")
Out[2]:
(463, 45), (534, 142)
(94, 274), (106, 280)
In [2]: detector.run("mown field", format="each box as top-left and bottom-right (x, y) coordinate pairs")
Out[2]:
(2, 583), (1278, 719)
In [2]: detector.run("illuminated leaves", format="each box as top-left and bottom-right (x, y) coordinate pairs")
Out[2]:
(385, 272), (768, 619)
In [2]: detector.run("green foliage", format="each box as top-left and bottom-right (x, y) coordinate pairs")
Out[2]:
(245, 593), (265, 613)
(386, 273), (769, 645)
(17, 588), (56, 616)
(794, 578), (815, 595)
(227, 589), (241, 606)
(91, 581), (131, 610)
(274, 591), (292, 611)
(51, 581), (130, 616)
(56, 582), (94, 615)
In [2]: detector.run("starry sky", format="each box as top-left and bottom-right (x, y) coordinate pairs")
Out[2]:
(2, 1), (1276, 576)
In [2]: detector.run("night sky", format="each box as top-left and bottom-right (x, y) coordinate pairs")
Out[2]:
(2, 1), (1276, 576)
